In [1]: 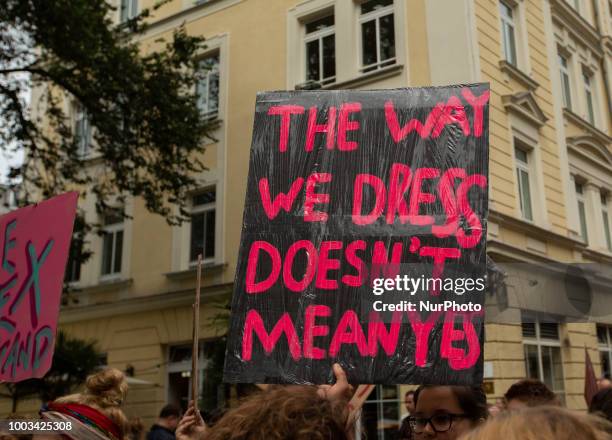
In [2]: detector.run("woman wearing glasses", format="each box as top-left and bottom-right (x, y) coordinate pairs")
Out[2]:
(408, 385), (487, 439)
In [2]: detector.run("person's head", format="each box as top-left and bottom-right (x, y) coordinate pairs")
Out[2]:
(127, 417), (145, 440)
(38, 367), (129, 439)
(405, 390), (416, 413)
(503, 379), (558, 411)
(590, 387), (612, 424)
(597, 377), (612, 390)
(411, 385), (487, 439)
(205, 385), (352, 440)
(486, 403), (501, 418)
(460, 406), (612, 440)
(157, 404), (181, 431)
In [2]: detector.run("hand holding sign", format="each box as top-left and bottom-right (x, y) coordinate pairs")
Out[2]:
(0, 192), (78, 382)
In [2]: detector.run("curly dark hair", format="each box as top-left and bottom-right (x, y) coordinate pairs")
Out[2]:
(504, 379), (558, 407)
(414, 385), (488, 422)
(205, 385), (352, 440)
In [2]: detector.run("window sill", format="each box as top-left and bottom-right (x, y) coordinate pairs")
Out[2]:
(499, 61), (539, 91)
(562, 108), (611, 145)
(165, 262), (227, 280)
(323, 63), (404, 90)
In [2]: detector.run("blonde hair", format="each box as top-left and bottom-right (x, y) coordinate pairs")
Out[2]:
(460, 406), (612, 440)
(55, 367), (129, 438)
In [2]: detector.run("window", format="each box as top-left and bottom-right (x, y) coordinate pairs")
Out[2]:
(500, 1), (518, 66)
(361, 385), (401, 440)
(522, 319), (565, 401)
(515, 146), (533, 221)
(167, 339), (229, 412)
(304, 14), (336, 85)
(575, 182), (588, 243)
(65, 235), (83, 283)
(120, 0), (138, 22)
(190, 188), (216, 263)
(359, 0), (396, 73)
(101, 211), (124, 277)
(583, 71), (596, 125)
(558, 54), (572, 110)
(602, 192), (612, 252)
(73, 103), (91, 157)
(598, 325), (612, 379)
(196, 54), (220, 119)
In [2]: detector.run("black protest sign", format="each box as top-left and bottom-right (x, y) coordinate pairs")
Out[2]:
(223, 84), (489, 384)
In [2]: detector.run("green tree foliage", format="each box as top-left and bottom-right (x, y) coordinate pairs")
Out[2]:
(0, 331), (103, 414)
(0, 0), (212, 224)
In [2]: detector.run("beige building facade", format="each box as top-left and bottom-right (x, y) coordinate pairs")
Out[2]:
(2, 0), (611, 437)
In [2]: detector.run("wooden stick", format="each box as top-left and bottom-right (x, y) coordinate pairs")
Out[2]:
(191, 254), (203, 410)
(346, 384), (375, 429)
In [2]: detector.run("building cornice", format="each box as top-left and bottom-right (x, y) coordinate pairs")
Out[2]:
(489, 209), (580, 249)
(563, 108), (612, 145)
(59, 282), (233, 323)
(498, 61), (539, 91)
(550, 0), (603, 58)
(567, 140), (612, 174)
(488, 239), (612, 288)
(135, 0), (244, 41)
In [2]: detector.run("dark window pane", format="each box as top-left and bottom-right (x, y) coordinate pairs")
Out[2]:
(597, 326), (608, 345)
(522, 322), (536, 338)
(322, 35), (335, 80)
(208, 71), (219, 115)
(361, 0), (393, 14)
(306, 39), (320, 81)
(361, 20), (377, 67)
(193, 189), (216, 206)
(205, 210), (216, 259)
(539, 322), (559, 340)
(65, 239), (82, 282)
(190, 213), (205, 262)
(379, 13), (395, 62)
(114, 230), (123, 274)
(305, 15), (334, 33)
(102, 232), (114, 275)
(104, 211), (123, 226)
(524, 344), (539, 378)
(601, 351), (611, 377)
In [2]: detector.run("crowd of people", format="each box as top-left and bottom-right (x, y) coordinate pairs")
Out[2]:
(1, 366), (612, 440)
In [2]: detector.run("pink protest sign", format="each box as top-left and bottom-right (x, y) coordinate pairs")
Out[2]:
(0, 192), (78, 382)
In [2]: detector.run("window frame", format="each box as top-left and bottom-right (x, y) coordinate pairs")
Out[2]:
(558, 53), (573, 110)
(522, 318), (566, 401)
(583, 71), (596, 125)
(598, 325), (612, 379)
(304, 14), (336, 86)
(100, 215), (124, 280)
(196, 52), (220, 120)
(73, 103), (92, 158)
(360, 384), (401, 440)
(358, 0), (396, 73)
(120, 0), (138, 22)
(499, 0), (518, 67)
(189, 187), (217, 265)
(575, 181), (589, 244)
(514, 144), (534, 221)
(166, 338), (229, 411)
(602, 192), (612, 252)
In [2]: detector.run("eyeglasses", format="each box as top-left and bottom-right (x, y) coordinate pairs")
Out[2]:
(408, 413), (469, 433)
